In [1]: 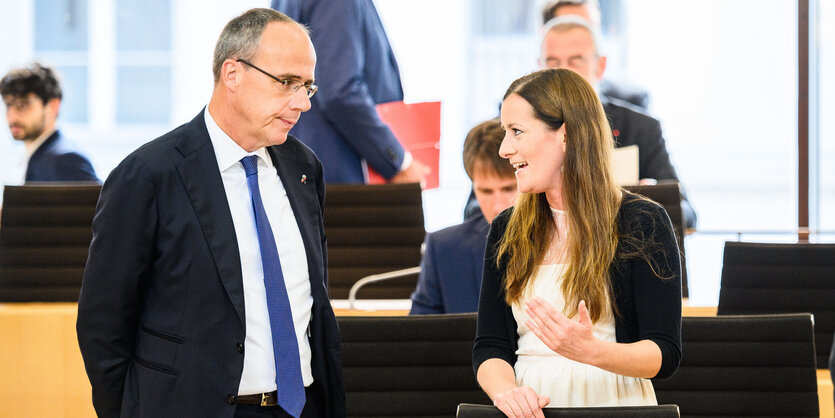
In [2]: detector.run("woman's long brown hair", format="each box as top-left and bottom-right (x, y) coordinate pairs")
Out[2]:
(497, 69), (621, 323)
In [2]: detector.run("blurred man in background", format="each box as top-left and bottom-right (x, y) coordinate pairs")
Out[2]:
(410, 119), (515, 314)
(1, 63), (98, 183)
(542, 0), (650, 111)
(540, 16), (696, 228)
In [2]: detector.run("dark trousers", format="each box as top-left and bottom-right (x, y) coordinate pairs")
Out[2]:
(234, 385), (320, 418)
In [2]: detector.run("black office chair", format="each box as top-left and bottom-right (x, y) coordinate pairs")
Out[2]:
(652, 314), (819, 417)
(717, 241), (835, 367)
(338, 313), (490, 417)
(624, 183), (688, 297)
(456, 403), (680, 417)
(0, 184), (101, 301)
(324, 183), (425, 299)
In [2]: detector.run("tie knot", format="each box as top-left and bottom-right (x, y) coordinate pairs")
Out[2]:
(241, 155), (258, 177)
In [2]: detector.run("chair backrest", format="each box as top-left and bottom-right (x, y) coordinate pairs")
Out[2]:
(337, 313), (490, 417)
(324, 183), (425, 299)
(623, 183), (688, 297)
(456, 404), (680, 417)
(717, 241), (835, 367)
(0, 184), (101, 301)
(652, 314), (819, 417)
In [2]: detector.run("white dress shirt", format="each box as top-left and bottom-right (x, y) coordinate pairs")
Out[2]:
(204, 108), (314, 395)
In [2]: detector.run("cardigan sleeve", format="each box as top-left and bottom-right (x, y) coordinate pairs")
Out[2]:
(472, 210), (518, 375)
(623, 198), (683, 379)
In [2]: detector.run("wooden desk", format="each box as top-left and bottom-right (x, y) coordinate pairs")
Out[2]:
(0, 303), (94, 418)
(333, 300), (719, 317)
(2, 302), (831, 418)
(818, 369), (834, 418)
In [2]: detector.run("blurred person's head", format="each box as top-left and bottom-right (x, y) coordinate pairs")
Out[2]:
(463, 119), (517, 223)
(541, 0), (601, 28)
(1, 63), (62, 143)
(209, 8), (316, 151)
(539, 16), (606, 89)
(497, 68), (620, 322)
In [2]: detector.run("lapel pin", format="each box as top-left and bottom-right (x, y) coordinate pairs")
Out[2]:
(300, 174), (307, 184)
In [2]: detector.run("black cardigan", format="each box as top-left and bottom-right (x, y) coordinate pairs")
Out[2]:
(472, 192), (682, 379)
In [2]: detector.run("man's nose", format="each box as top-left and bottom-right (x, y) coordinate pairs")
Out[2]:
(289, 89), (312, 112)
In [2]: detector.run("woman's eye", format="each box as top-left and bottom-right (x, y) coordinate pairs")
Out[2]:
(513, 129), (523, 135)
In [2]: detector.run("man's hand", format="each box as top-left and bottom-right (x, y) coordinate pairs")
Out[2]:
(389, 159), (430, 187)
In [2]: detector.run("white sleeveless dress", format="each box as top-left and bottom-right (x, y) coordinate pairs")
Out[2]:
(511, 264), (657, 407)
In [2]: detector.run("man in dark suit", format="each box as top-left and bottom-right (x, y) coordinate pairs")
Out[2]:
(1, 63), (98, 182)
(410, 119), (516, 314)
(540, 16), (697, 228)
(271, 0), (429, 185)
(76, 9), (344, 418)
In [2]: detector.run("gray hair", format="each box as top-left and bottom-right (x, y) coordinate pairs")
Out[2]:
(212, 8), (306, 82)
(542, 15), (603, 57)
(541, 0), (602, 28)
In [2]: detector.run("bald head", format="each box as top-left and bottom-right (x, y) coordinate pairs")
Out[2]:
(540, 16), (606, 88)
(212, 8), (308, 83)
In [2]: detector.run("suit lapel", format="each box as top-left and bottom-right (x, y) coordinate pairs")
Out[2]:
(267, 142), (328, 302)
(175, 112), (246, 326)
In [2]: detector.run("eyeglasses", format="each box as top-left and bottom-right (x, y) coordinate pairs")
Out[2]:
(236, 59), (318, 98)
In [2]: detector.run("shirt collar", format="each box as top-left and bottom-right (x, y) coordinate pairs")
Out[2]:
(204, 106), (272, 172)
(24, 129), (56, 156)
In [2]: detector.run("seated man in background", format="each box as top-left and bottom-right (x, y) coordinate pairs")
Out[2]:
(1, 63), (99, 183)
(541, 0), (650, 111)
(410, 119), (516, 314)
(540, 16), (697, 228)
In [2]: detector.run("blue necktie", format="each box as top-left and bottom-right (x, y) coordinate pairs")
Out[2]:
(240, 155), (305, 417)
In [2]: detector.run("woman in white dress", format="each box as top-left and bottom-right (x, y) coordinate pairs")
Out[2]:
(473, 68), (682, 418)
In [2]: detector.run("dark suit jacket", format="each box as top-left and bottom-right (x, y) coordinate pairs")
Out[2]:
(76, 111), (345, 418)
(603, 97), (697, 228)
(410, 213), (489, 314)
(272, 0), (405, 183)
(26, 130), (99, 182)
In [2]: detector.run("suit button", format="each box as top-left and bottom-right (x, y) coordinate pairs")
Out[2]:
(236, 342), (244, 353)
(227, 394), (236, 405)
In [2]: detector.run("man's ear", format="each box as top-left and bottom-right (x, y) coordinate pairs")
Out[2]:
(220, 59), (241, 91)
(596, 55), (607, 81)
(46, 98), (61, 120)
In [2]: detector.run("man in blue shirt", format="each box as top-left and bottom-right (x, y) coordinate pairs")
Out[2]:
(410, 119), (516, 314)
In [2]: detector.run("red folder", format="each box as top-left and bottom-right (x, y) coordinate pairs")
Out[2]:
(367, 101), (441, 190)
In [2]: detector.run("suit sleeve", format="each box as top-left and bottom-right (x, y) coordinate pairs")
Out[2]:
(409, 233), (444, 314)
(76, 155), (156, 418)
(630, 202), (683, 379)
(300, 0), (405, 179)
(472, 212), (517, 375)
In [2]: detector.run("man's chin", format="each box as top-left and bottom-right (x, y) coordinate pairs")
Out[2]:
(267, 133), (289, 146)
